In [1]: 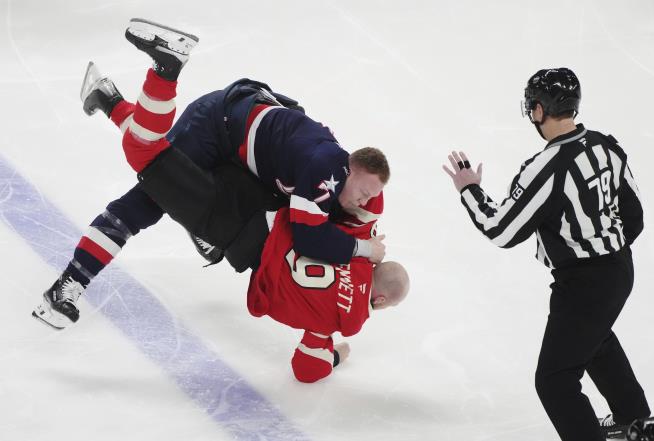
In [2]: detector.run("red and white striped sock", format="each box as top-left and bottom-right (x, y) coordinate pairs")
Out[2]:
(121, 69), (178, 172)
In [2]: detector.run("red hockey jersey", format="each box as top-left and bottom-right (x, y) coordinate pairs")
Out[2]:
(247, 195), (382, 382)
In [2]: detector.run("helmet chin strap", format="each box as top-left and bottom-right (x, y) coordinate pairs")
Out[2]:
(533, 120), (546, 140)
(530, 111), (547, 140)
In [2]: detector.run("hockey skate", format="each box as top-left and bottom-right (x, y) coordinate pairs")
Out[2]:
(627, 417), (654, 441)
(32, 272), (85, 329)
(125, 18), (199, 81)
(599, 414), (629, 439)
(190, 233), (224, 266)
(80, 61), (124, 117)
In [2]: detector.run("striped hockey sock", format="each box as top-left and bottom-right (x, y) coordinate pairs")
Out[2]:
(119, 68), (178, 172)
(65, 210), (133, 287)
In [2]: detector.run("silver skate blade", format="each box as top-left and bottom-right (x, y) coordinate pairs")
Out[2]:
(79, 61), (104, 102)
(127, 18), (199, 55)
(32, 302), (71, 330)
(128, 18), (199, 42)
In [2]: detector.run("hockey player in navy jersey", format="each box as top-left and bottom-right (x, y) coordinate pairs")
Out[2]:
(33, 19), (389, 330)
(443, 68), (650, 441)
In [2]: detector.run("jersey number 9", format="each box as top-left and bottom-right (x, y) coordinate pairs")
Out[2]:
(285, 249), (336, 289)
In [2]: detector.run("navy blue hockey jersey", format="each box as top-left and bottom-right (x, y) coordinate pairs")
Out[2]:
(237, 104), (361, 264)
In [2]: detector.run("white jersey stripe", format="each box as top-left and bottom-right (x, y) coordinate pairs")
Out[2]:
(290, 194), (328, 217)
(137, 92), (176, 114)
(129, 120), (167, 142)
(461, 189), (508, 229)
(560, 211), (588, 258)
(601, 213), (621, 252)
(346, 205), (380, 224)
(297, 344), (333, 364)
(310, 332), (330, 339)
(246, 106), (282, 177)
(536, 230), (552, 265)
(119, 115), (133, 134)
(564, 172), (606, 254)
(592, 144), (609, 170)
(265, 210), (277, 232)
(461, 146), (561, 234)
(608, 150), (623, 190)
(516, 147), (560, 189)
(559, 210), (589, 258)
(575, 151), (595, 180)
(492, 175), (554, 247)
(85, 226), (122, 257)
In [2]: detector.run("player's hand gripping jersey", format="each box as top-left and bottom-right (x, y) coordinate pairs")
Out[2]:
(247, 195), (383, 383)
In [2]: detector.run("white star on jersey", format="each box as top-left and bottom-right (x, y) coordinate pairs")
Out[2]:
(322, 175), (339, 193)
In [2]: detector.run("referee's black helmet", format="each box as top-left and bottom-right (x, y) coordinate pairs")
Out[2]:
(522, 68), (581, 119)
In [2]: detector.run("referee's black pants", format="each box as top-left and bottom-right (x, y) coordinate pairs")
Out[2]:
(535, 247), (650, 441)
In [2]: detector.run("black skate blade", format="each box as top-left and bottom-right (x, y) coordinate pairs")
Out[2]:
(128, 18), (199, 43)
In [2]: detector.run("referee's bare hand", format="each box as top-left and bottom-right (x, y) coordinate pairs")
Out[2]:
(442, 151), (483, 193)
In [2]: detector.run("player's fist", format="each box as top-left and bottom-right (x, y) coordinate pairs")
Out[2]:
(334, 342), (351, 364)
(368, 234), (386, 263)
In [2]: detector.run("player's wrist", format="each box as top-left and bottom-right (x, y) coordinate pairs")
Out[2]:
(353, 239), (372, 258)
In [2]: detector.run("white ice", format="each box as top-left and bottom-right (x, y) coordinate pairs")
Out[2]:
(1, 1), (653, 440)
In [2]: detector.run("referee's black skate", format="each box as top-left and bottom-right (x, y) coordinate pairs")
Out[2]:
(32, 271), (85, 329)
(599, 414), (629, 439)
(627, 417), (654, 441)
(125, 18), (199, 81)
(80, 61), (124, 117)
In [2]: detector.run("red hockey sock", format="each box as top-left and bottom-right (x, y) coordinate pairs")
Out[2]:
(121, 69), (178, 173)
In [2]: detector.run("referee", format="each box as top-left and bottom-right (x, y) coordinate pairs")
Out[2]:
(443, 68), (650, 441)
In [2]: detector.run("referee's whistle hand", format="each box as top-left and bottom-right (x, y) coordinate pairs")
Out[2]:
(442, 150), (483, 193)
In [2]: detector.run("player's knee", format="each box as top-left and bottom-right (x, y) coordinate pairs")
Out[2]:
(291, 355), (332, 383)
(292, 367), (329, 384)
(105, 192), (164, 236)
(534, 370), (553, 401)
(121, 131), (169, 172)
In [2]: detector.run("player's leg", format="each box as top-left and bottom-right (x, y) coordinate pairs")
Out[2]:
(587, 332), (650, 433)
(33, 186), (164, 329)
(536, 313), (602, 441)
(119, 18), (198, 173)
(586, 249), (650, 433)
(535, 255), (639, 441)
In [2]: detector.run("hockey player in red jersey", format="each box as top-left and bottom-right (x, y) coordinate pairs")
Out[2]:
(33, 18), (390, 329)
(32, 19), (408, 385)
(248, 202), (409, 383)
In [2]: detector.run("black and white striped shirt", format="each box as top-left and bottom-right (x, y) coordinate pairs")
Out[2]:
(461, 124), (644, 268)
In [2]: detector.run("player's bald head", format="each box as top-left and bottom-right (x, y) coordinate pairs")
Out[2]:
(371, 261), (409, 310)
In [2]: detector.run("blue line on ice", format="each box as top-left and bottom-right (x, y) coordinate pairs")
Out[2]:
(0, 154), (309, 441)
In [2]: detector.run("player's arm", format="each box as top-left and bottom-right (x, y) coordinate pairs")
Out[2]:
(444, 150), (561, 248)
(289, 156), (359, 264)
(618, 162), (644, 245)
(291, 331), (350, 383)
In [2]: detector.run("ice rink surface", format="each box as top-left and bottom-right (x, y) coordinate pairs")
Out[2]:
(1, 1), (653, 440)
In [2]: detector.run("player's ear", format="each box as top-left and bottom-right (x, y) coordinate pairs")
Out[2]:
(372, 296), (386, 309)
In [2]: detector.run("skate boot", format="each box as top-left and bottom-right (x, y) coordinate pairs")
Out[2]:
(627, 417), (654, 441)
(125, 18), (199, 81)
(190, 233), (224, 266)
(600, 414), (629, 439)
(32, 271), (85, 329)
(80, 61), (124, 117)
